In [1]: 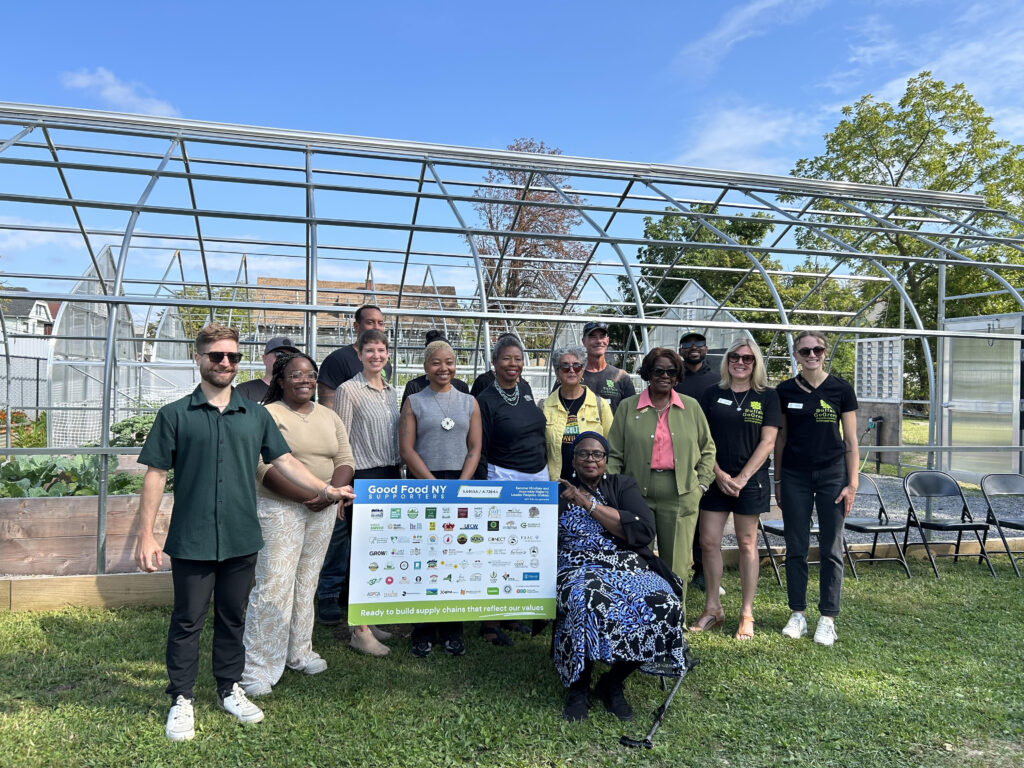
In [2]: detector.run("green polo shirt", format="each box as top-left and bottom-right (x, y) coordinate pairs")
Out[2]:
(138, 385), (291, 561)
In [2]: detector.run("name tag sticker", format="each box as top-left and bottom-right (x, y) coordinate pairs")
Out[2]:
(787, 402), (803, 410)
(717, 398), (732, 406)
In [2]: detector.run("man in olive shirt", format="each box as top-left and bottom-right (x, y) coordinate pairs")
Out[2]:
(135, 324), (353, 742)
(580, 320), (635, 413)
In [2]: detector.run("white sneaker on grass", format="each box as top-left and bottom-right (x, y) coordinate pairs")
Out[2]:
(814, 616), (838, 646)
(165, 695), (195, 741)
(781, 612), (808, 639)
(241, 680), (272, 697)
(218, 683), (264, 724)
(298, 656), (328, 675)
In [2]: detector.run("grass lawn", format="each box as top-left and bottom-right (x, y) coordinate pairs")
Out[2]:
(2, 562), (1022, 768)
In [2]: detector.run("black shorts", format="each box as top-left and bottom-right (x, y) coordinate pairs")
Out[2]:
(700, 472), (770, 517)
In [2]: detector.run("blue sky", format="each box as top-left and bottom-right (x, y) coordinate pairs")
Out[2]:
(4, 0), (1023, 174)
(2, 0), (1024, 302)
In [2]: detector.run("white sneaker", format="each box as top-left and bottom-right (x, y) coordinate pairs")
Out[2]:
(781, 612), (808, 639)
(813, 616), (838, 647)
(718, 585), (726, 597)
(165, 695), (195, 741)
(298, 657), (328, 675)
(218, 683), (264, 724)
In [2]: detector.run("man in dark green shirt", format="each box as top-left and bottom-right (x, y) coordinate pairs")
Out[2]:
(135, 324), (354, 742)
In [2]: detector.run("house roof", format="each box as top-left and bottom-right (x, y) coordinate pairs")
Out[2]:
(0, 287), (44, 319)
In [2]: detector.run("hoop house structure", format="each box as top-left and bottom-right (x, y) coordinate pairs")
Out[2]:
(2, 102), (1024, 572)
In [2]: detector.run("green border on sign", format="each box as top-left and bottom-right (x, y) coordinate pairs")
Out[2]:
(349, 598), (555, 625)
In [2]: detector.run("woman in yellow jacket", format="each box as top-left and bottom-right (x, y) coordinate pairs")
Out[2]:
(543, 345), (614, 481)
(607, 347), (716, 610)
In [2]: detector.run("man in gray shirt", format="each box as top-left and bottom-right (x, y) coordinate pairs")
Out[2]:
(579, 321), (635, 413)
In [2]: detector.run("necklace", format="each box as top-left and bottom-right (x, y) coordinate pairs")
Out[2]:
(432, 389), (456, 431)
(282, 400), (313, 422)
(731, 388), (751, 412)
(559, 389), (584, 410)
(494, 380), (520, 407)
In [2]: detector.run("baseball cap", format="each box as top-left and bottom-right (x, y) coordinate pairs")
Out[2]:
(582, 321), (609, 337)
(679, 329), (706, 344)
(264, 336), (300, 355)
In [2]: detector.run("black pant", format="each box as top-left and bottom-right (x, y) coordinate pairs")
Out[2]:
(166, 553), (257, 700)
(779, 463), (847, 617)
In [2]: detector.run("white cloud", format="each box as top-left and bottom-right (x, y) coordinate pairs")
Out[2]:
(678, 0), (829, 77)
(675, 104), (825, 176)
(60, 67), (180, 117)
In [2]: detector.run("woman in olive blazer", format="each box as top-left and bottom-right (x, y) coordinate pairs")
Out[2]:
(607, 347), (716, 609)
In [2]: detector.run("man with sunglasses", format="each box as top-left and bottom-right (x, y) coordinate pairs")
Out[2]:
(236, 336), (300, 403)
(579, 320), (635, 413)
(673, 330), (722, 594)
(134, 324), (355, 742)
(674, 330), (718, 399)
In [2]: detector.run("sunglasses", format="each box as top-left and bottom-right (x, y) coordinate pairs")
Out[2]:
(650, 367), (679, 378)
(557, 362), (584, 372)
(728, 353), (755, 364)
(797, 346), (827, 358)
(574, 450), (607, 461)
(679, 340), (705, 350)
(202, 351), (243, 365)
(285, 371), (318, 381)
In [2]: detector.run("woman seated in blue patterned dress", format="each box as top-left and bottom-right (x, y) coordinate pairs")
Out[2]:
(554, 431), (688, 723)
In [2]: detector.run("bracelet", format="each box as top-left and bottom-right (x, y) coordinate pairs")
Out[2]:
(773, 480), (782, 485)
(589, 497), (597, 514)
(319, 484), (332, 500)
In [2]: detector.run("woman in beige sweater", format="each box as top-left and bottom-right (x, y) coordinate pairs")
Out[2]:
(241, 352), (355, 697)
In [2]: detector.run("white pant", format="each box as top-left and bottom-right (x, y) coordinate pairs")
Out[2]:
(241, 496), (335, 689)
(487, 464), (550, 482)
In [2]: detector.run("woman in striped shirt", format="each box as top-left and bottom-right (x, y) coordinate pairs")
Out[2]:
(333, 329), (401, 656)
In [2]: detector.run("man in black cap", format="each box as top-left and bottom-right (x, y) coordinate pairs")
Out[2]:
(235, 336), (300, 403)
(580, 321), (635, 413)
(401, 329), (470, 406)
(674, 330), (717, 399)
(673, 329), (722, 595)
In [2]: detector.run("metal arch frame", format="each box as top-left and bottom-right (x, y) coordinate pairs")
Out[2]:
(95, 136), (179, 574)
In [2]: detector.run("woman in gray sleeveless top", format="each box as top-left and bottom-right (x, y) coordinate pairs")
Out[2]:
(399, 340), (482, 659)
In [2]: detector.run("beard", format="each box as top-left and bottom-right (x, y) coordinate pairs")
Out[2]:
(200, 365), (236, 388)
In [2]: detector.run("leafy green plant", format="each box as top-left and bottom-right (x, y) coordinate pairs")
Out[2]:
(0, 454), (167, 497)
(11, 412), (47, 448)
(109, 413), (158, 447)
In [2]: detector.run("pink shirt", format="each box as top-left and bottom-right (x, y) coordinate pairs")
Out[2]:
(637, 388), (685, 470)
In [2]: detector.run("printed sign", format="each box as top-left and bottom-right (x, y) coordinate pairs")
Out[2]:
(348, 479), (558, 625)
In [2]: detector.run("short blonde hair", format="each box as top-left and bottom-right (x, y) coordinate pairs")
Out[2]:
(423, 340), (455, 367)
(195, 324), (238, 353)
(718, 336), (768, 392)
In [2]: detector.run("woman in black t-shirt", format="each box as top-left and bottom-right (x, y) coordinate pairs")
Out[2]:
(773, 331), (859, 648)
(690, 338), (780, 640)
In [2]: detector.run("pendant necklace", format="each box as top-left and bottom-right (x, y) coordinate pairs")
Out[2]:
(494, 380), (520, 407)
(432, 389), (456, 431)
(282, 401), (313, 423)
(731, 388), (751, 412)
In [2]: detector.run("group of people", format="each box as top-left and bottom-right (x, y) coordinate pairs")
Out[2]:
(133, 305), (859, 739)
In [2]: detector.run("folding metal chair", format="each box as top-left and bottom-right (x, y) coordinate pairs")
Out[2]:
(979, 473), (1024, 577)
(902, 470), (996, 578)
(758, 516), (817, 587)
(843, 472), (912, 578)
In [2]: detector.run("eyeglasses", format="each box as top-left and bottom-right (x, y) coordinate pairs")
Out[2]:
(728, 353), (755, 364)
(285, 371), (318, 381)
(574, 450), (607, 461)
(557, 362), (584, 372)
(202, 351), (243, 365)
(650, 367), (679, 378)
(679, 340), (705, 350)
(796, 346), (827, 358)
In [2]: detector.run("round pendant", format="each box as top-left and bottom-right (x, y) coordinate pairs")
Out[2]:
(736, 406), (742, 411)
(441, 417), (455, 431)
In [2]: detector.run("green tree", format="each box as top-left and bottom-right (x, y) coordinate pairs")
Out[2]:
(786, 71), (1024, 400)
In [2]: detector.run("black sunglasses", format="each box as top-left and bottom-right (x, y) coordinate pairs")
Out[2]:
(202, 351), (243, 365)
(558, 362), (584, 372)
(679, 340), (706, 350)
(796, 346), (826, 358)
(728, 353), (755, 364)
(650, 367), (679, 378)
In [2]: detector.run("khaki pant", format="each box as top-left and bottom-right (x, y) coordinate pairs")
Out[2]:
(645, 470), (701, 610)
(241, 497), (335, 690)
